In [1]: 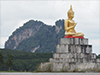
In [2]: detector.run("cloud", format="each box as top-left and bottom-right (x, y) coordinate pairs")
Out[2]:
(0, 1), (100, 54)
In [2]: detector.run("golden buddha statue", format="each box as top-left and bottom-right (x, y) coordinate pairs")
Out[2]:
(65, 5), (84, 37)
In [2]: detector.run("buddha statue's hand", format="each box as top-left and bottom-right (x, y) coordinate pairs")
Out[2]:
(70, 23), (77, 29)
(73, 23), (77, 27)
(68, 23), (77, 30)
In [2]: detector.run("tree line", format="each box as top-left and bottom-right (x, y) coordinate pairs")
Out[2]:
(0, 48), (53, 71)
(0, 51), (13, 71)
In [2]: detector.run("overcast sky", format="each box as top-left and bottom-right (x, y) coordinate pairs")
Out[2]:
(0, 0), (100, 55)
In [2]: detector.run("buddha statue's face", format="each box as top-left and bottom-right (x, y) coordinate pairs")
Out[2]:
(68, 12), (74, 19)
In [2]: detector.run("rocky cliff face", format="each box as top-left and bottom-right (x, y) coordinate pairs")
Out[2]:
(5, 19), (64, 53)
(5, 20), (43, 50)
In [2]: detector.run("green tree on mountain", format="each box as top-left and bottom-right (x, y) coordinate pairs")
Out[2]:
(6, 52), (13, 71)
(0, 51), (4, 67)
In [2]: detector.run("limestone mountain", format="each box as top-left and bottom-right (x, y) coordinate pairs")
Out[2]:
(5, 19), (64, 53)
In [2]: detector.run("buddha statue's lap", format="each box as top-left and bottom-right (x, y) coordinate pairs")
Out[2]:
(65, 5), (84, 37)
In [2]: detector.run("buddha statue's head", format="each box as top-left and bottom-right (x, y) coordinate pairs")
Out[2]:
(67, 5), (74, 19)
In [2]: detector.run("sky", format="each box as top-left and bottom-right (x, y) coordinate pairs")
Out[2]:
(0, 0), (100, 55)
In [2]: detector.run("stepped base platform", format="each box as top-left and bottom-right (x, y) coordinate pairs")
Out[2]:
(40, 38), (100, 71)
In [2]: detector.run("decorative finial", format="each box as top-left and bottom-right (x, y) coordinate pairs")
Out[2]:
(70, 5), (72, 10)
